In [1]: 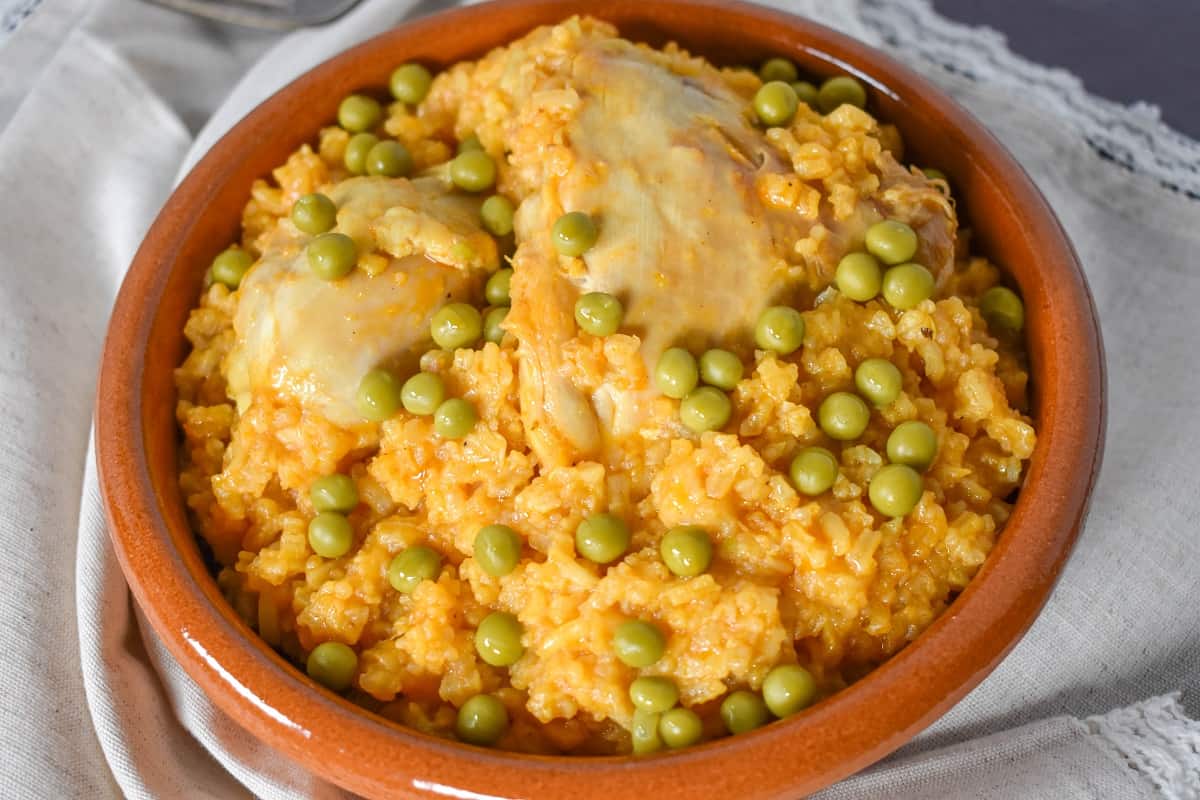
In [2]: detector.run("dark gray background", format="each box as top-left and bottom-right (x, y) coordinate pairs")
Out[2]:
(935, 0), (1200, 139)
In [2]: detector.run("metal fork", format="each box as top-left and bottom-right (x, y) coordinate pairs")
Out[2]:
(143, 0), (363, 30)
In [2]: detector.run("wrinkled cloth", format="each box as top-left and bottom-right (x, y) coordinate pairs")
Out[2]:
(0, 0), (1198, 798)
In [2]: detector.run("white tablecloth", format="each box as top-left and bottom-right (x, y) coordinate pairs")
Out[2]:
(1, 1), (1198, 797)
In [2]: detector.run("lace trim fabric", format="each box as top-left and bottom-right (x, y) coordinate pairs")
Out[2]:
(1087, 693), (1200, 800)
(859, 0), (1200, 199)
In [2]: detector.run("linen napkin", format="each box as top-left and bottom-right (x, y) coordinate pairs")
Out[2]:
(0, 0), (1198, 798)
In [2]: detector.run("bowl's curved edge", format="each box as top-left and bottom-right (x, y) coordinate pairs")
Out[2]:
(94, 1), (1107, 798)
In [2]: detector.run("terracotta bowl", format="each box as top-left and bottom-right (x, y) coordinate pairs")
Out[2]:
(95, 1), (1106, 797)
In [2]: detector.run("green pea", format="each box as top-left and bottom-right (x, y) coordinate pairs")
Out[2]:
(306, 232), (357, 280)
(753, 80), (799, 127)
(306, 641), (358, 691)
(390, 63), (433, 104)
(762, 664), (817, 717)
(400, 371), (446, 416)
(979, 286), (1025, 332)
(211, 248), (253, 289)
(291, 193), (337, 235)
(886, 420), (938, 471)
(698, 349), (744, 390)
(835, 252), (883, 301)
(788, 447), (838, 496)
(388, 545), (442, 594)
(449, 150), (496, 192)
(658, 707), (703, 749)
(433, 398), (476, 439)
(552, 211), (598, 257)
(344, 132), (379, 175)
(791, 80), (819, 109)
(455, 694), (508, 746)
(457, 134), (484, 154)
(865, 219), (919, 266)
(484, 306), (509, 344)
(868, 463), (924, 517)
(720, 690), (770, 735)
(679, 386), (732, 433)
(308, 511), (353, 558)
(632, 709), (664, 755)
(612, 619), (665, 668)
(575, 513), (630, 565)
(365, 139), (413, 177)
(474, 611), (524, 667)
(485, 268), (513, 306)
(310, 474), (358, 513)
(356, 367), (403, 421)
(881, 262), (935, 310)
(754, 306), (805, 355)
(759, 57), (798, 83)
(654, 348), (699, 399)
(855, 358), (903, 406)
(480, 194), (515, 237)
(430, 302), (483, 349)
(922, 167), (948, 182)
(337, 94), (382, 133)
(659, 526), (713, 577)
(574, 291), (624, 336)
(629, 676), (679, 713)
(818, 391), (871, 441)
(817, 75), (867, 113)
(473, 524), (522, 577)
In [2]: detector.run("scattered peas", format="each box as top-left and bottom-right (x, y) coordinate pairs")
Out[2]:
(818, 391), (871, 441)
(886, 420), (938, 471)
(306, 232), (357, 280)
(480, 194), (515, 237)
(613, 620), (666, 668)
(881, 262), (935, 310)
(753, 80), (799, 127)
(457, 134), (484, 154)
(356, 367), (403, 421)
(449, 150), (496, 192)
(455, 694), (508, 746)
(629, 676), (679, 713)
(430, 302), (483, 349)
(868, 463), (924, 517)
(306, 641), (358, 692)
(343, 132), (379, 175)
(389, 63), (432, 104)
(211, 248), (253, 289)
(654, 348), (700, 399)
(980, 286), (1025, 332)
(291, 193), (337, 235)
(575, 513), (631, 565)
(474, 611), (525, 667)
(310, 474), (358, 513)
(923, 167), (948, 182)
(762, 664), (817, 717)
(679, 386), (732, 433)
(855, 358), (903, 406)
(659, 526), (713, 577)
(721, 690), (770, 735)
(473, 524), (522, 577)
(835, 252), (883, 301)
(388, 545), (442, 593)
(789, 447), (839, 496)
(365, 139), (413, 177)
(484, 306), (509, 344)
(865, 220), (919, 265)
(337, 94), (382, 133)
(632, 709), (664, 755)
(400, 371), (446, 416)
(754, 306), (805, 354)
(759, 57), (798, 83)
(817, 75), (867, 113)
(658, 707), (703, 749)
(698, 349), (744, 390)
(485, 268), (513, 306)
(791, 80), (819, 109)
(574, 292), (624, 336)
(552, 211), (598, 257)
(308, 511), (353, 558)
(433, 397), (477, 439)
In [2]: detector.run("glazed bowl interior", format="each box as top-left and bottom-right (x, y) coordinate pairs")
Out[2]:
(96, 1), (1105, 798)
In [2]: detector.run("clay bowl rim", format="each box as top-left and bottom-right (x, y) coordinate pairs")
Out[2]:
(94, 1), (1106, 798)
